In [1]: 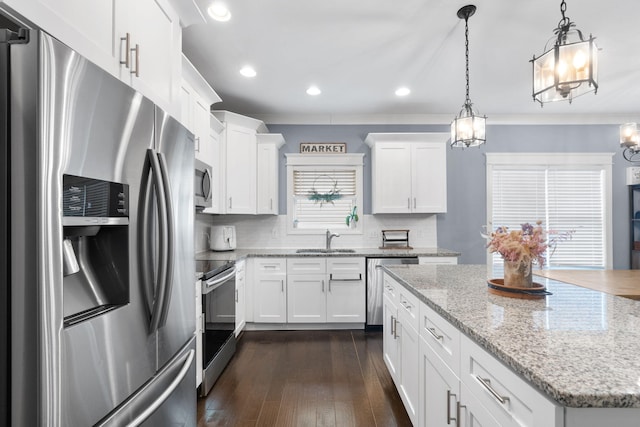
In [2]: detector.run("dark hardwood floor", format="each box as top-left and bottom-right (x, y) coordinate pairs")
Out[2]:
(197, 330), (412, 427)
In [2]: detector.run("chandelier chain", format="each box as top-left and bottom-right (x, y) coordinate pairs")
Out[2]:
(464, 15), (470, 105)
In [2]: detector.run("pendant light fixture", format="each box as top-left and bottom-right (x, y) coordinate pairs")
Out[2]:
(451, 5), (486, 149)
(531, 0), (598, 105)
(619, 123), (640, 163)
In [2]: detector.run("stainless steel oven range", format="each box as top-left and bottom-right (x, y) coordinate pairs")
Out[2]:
(196, 259), (236, 396)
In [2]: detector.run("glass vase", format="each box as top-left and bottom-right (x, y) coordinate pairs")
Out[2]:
(503, 259), (533, 288)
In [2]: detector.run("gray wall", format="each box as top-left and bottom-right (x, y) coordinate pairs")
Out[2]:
(268, 123), (629, 268)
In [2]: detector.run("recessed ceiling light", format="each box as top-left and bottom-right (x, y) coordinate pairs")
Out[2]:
(239, 66), (256, 78)
(208, 2), (231, 22)
(306, 85), (321, 96)
(395, 87), (411, 97)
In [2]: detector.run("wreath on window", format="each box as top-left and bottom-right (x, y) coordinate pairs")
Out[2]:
(308, 175), (342, 206)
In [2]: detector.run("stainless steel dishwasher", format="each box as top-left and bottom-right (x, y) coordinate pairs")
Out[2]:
(366, 257), (419, 328)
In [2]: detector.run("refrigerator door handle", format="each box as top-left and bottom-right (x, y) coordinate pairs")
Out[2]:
(138, 152), (155, 319)
(94, 347), (195, 427)
(156, 152), (175, 328)
(148, 149), (170, 334)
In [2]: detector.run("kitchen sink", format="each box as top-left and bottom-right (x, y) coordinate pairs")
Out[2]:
(295, 248), (356, 254)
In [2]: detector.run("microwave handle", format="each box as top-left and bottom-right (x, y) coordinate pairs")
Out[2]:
(202, 168), (211, 202)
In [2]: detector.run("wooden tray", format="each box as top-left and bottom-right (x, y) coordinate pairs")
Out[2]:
(487, 279), (552, 300)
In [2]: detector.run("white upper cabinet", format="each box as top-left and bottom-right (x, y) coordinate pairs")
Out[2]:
(180, 55), (222, 164)
(212, 111), (269, 215)
(256, 134), (285, 215)
(365, 133), (448, 214)
(1, 0), (186, 115)
(115, 0), (182, 114)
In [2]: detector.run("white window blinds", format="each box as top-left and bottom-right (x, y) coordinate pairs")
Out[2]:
(292, 170), (357, 230)
(490, 167), (606, 269)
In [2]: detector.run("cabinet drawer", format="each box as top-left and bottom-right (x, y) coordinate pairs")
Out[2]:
(397, 287), (420, 332)
(383, 274), (399, 302)
(288, 258), (326, 274)
(327, 257), (365, 278)
(420, 303), (460, 376)
(254, 258), (286, 273)
(460, 334), (562, 427)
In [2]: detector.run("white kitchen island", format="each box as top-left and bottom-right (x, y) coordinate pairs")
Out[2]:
(382, 264), (640, 427)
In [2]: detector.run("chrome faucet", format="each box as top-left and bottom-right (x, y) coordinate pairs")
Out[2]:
(326, 229), (340, 250)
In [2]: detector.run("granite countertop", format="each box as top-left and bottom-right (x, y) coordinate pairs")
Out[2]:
(382, 264), (640, 408)
(195, 247), (460, 262)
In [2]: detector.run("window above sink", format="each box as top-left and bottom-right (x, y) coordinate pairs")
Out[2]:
(285, 154), (364, 235)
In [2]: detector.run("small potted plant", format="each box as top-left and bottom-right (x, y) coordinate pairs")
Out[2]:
(345, 206), (359, 228)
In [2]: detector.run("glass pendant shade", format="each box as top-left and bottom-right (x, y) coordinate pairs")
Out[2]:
(451, 104), (486, 148)
(620, 123), (640, 150)
(532, 35), (597, 104)
(531, 1), (598, 105)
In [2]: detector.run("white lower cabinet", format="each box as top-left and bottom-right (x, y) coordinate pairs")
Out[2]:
(287, 274), (326, 322)
(460, 335), (562, 427)
(383, 274), (420, 425)
(195, 279), (203, 387)
(385, 271), (564, 427)
(253, 258), (287, 323)
(287, 257), (365, 324)
(234, 260), (246, 336)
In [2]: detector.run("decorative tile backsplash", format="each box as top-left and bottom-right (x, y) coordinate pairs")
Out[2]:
(195, 213), (437, 252)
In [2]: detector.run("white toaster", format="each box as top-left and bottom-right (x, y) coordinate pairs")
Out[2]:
(209, 225), (237, 251)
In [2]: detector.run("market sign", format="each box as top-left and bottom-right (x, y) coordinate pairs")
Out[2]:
(300, 142), (346, 154)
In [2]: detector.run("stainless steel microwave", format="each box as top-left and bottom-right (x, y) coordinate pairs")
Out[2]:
(195, 159), (212, 209)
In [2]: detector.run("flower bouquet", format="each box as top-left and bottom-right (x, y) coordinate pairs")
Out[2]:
(483, 221), (573, 288)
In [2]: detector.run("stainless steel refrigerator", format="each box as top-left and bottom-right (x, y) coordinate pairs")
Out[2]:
(1, 27), (196, 426)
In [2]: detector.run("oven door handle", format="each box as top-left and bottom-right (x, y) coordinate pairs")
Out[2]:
(202, 267), (236, 294)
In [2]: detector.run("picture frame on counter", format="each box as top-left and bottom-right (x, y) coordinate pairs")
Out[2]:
(300, 142), (346, 154)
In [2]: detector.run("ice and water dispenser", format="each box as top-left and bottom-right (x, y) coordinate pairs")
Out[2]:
(62, 174), (130, 326)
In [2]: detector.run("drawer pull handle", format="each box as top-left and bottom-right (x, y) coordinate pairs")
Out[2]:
(426, 326), (443, 341)
(456, 402), (465, 427)
(476, 376), (510, 404)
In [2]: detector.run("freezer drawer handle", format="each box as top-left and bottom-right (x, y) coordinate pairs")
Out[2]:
(95, 347), (195, 427)
(129, 349), (194, 426)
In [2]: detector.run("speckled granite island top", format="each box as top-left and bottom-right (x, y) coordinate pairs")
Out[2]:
(383, 264), (640, 408)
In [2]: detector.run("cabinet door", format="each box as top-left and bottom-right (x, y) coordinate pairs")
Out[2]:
(412, 142), (447, 213)
(372, 142), (412, 213)
(460, 383), (503, 427)
(256, 142), (278, 214)
(326, 276), (365, 323)
(326, 257), (365, 323)
(202, 121), (222, 214)
(2, 0), (118, 75)
(253, 274), (286, 323)
(398, 320), (420, 426)
(194, 95), (214, 164)
(383, 293), (400, 382)
(225, 123), (257, 214)
(195, 280), (203, 387)
(287, 274), (327, 323)
(235, 263), (246, 337)
(115, 0), (181, 114)
(420, 337), (460, 427)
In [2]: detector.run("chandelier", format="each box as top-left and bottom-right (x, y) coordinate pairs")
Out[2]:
(620, 123), (640, 163)
(531, 0), (598, 105)
(450, 5), (486, 148)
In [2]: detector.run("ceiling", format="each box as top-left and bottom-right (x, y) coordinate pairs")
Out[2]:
(182, 0), (640, 124)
